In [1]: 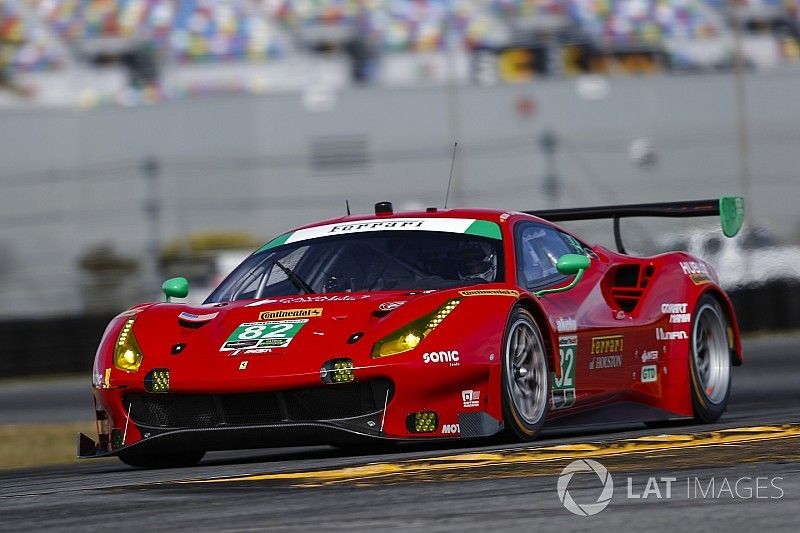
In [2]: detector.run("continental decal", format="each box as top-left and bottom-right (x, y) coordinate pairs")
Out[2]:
(258, 308), (323, 320)
(590, 335), (624, 355)
(459, 289), (520, 297)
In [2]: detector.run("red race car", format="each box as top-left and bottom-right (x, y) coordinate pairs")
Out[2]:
(79, 197), (745, 468)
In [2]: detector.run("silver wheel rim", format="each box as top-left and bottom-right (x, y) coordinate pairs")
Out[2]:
(692, 302), (730, 405)
(504, 317), (548, 425)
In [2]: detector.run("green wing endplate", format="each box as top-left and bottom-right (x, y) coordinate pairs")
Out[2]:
(719, 196), (745, 238)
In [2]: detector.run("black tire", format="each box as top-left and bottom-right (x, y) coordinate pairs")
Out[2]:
(689, 295), (733, 423)
(501, 306), (550, 441)
(118, 450), (206, 469)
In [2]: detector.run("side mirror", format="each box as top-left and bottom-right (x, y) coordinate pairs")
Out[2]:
(534, 254), (591, 298)
(162, 277), (189, 302)
(556, 254), (591, 275)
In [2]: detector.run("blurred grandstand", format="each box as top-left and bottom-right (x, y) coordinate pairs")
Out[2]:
(1, 0), (799, 106)
(1, 2), (800, 319)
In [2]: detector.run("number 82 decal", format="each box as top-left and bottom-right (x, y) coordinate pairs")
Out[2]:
(552, 335), (577, 409)
(221, 319), (308, 351)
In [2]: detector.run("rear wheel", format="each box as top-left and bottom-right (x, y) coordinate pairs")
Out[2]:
(501, 307), (549, 441)
(689, 295), (732, 423)
(118, 450), (206, 469)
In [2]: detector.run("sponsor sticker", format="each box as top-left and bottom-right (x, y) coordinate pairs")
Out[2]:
(221, 319), (308, 351)
(556, 316), (577, 333)
(258, 308), (322, 320)
(661, 303), (691, 324)
(552, 335), (577, 409)
(590, 335), (624, 355)
(459, 289), (520, 297)
(422, 350), (460, 366)
(679, 261), (709, 276)
(462, 390), (481, 408)
(378, 301), (406, 311)
(680, 261), (711, 285)
(93, 368), (112, 389)
(270, 218), (503, 246)
(641, 350), (659, 363)
(441, 423), (460, 435)
(641, 365), (658, 383)
(656, 328), (688, 341)
(246, 295), (371, 307)
(590, 355), (623, 370)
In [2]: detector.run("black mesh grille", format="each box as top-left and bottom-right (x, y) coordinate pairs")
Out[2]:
(124, 380), (392, 429)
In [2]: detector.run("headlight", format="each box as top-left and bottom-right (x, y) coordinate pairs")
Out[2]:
(113, 318), (144, 372)
(371, 299), (460, 358)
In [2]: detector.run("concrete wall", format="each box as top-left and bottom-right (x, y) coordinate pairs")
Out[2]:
(1, 70), (798, 316)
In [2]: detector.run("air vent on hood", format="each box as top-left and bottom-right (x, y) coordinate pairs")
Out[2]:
(177, 311), (219, 328)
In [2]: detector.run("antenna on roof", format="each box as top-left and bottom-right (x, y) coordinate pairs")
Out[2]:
(444, 141), (457, 209)
(345, 199), (351, 216)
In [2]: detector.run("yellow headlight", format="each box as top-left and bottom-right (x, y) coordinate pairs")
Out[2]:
(113, 318), (144, 372)
(371, 299), (460, 358)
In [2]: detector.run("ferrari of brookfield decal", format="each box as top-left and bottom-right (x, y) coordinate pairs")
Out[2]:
(220, 319), (308, 351)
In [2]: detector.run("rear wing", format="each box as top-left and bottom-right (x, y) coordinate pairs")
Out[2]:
(525, 197), (745, 254)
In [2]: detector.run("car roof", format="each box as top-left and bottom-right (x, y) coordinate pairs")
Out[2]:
(293, 207), (542, 231)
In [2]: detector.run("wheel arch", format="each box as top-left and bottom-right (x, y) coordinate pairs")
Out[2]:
(515, 295), (555, 372)
(699, 286), (743, 366)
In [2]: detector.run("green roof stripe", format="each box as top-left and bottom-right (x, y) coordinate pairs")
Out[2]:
(465, 220), (502, 240)
(256, 232), (292, 252)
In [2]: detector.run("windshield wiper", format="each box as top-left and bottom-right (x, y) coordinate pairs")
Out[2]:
(273, 259), (315, 294)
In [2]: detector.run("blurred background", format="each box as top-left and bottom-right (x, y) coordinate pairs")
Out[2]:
(0, 0), (799, 381)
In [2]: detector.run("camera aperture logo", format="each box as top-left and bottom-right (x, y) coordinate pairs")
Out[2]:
(556, 459), (785, 516)
(557, 459), (614, 516)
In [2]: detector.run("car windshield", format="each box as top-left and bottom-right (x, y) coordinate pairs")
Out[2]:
(206, 230), (504, 302)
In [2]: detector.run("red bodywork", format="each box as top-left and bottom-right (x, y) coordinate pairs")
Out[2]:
(85, 208), (742, 456)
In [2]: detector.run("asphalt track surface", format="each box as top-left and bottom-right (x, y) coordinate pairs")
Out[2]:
(1, 333), (799, 532)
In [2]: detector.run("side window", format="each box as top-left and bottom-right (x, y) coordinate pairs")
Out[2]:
(515, 223), (575, 288)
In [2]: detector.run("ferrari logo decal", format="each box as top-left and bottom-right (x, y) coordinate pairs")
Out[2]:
(239, 361), (248, 370)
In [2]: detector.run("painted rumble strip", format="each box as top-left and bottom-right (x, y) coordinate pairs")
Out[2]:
(180, 424), (800, 488)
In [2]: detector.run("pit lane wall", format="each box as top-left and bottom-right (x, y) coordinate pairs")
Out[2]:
(1, 70), (800, 318)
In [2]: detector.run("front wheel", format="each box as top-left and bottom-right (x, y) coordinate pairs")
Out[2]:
(501, 307), (549, 441)
(118, 450), (206, 469)
(689, 295), (732, 423)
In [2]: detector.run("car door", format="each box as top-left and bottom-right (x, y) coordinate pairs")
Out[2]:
(513, 221), (625, 412)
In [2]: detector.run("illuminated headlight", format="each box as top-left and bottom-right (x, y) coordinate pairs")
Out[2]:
(144, 368), (170, 393)
(371, 299), (460, 358)
(113, 318), (144, 373)
(408, 411), (438, 433)
(321, 359), (355, 384)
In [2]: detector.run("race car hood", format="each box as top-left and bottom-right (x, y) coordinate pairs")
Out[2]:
(121, 289), (480, 392)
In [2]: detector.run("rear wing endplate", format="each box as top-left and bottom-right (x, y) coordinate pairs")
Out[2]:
(525, 197), (745, 254)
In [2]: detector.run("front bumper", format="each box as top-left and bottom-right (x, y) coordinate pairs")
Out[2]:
(78, 410), (393, 459)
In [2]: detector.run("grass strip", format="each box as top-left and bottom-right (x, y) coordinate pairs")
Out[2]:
(0, 421), (99, 469)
